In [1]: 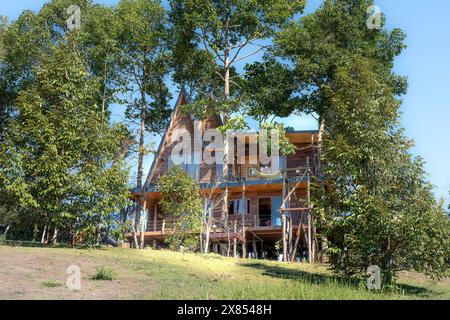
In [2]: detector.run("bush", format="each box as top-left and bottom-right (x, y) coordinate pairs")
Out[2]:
(0, 234), (5, 245)
(42, 280), (63, 288)
(91, 267), (116, 281)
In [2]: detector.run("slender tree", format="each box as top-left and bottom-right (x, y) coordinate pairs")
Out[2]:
(170, 0), (305, 122)
(115, 0), (172, 189)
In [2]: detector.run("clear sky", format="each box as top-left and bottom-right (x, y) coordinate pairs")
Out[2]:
(1, 0), (449, 206)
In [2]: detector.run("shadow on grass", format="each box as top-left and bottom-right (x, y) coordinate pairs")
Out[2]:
(241, 262), (358, 287)
(395, 283), (438, 298)
(2, 240), (106, 250)
(240, 262), (436, 298)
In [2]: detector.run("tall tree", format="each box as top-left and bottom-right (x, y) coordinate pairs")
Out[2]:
(115, 0), (172, 189)
(0, 37), (130, 243)
(275, 0), (449, 285)
(170, 0), (305, 122)
(312, 56), (450, 285)
(0, 0), (121, 141)
(275, 0), (407, 168)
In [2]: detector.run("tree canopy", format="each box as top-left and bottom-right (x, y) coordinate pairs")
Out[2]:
(0, 36), (130, 243)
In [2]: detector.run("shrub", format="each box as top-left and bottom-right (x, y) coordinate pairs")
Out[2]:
(42, 280), (63, 288)
(91, 267), (116, 281)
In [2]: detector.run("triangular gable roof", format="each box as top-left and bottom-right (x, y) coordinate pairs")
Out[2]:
(142, 89), (222, 190)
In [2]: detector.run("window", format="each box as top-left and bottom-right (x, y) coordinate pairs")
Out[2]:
(216, 164), (223, 179)
(228, 199), (251, 215)
(248, 167), (257, 177)
(186, 163), (199, 180)
(168, 155), (199, 180)
(279, 156), (286, 171)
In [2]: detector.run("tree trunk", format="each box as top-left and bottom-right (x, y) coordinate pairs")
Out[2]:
(130, 205), (139, 249)
(32, 224), (38, 242)
(252, 239), (257, 259)
(139, 197), (147, 249)
(52, 228), (58, 245)
(317, 117), (325, 175)
(222, 18), (230, 124)
(4, 225), (10, 238)
(136, 87), (146, 189)
(281, 213), (287, 261)
(204, 205), (212, 254)
(204, 223), (211, 254)
(41, 225), (47, 244)
(242, 227), (247, 259)
(307, 213), (312, 263)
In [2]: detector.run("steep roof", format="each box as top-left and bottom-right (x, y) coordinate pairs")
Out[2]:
(142, 90), (223, 190)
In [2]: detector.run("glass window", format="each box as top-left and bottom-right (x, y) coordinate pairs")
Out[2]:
(186, 163), (199, 180)
(216, 164), (223, 179)
(271, 197), (282, 227)
(229, 199), (250, 215)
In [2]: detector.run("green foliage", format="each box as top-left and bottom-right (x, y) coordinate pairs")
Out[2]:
(275, 0), (408, 115)
(170, 0), (305, 124)
(91, 267), (116, 281)
(0, 38), (130, 242)
(158, 166), (203, 251)
(259, 122), (297, 156)
(242, 56), (299, 123)
(218, 115), (250, 133)
(116, 0), (172, 136)
(272, 0), (450, 287)
(312, 56), (450, 286)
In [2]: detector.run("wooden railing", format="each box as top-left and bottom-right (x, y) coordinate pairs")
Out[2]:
(145, 213), (311, 233)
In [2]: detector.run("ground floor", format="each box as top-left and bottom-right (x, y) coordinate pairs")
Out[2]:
(130, 180), (323, 262)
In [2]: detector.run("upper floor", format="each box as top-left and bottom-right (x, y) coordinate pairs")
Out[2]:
(138, 91), (319, 194)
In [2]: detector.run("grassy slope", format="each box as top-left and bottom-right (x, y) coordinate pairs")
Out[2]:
(0, 246), (449, 300)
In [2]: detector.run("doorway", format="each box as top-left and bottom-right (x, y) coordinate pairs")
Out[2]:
(258, 198), (271, 226)
(258, 197), (283, 227)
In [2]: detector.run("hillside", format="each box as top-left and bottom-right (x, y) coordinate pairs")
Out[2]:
(0, 246), (448, 300)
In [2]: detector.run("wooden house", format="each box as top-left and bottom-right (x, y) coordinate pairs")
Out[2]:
(130, 91), (322, 262)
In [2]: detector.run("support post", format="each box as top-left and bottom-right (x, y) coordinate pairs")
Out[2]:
(241, 180), (247, 259)
(242, 226), (247, 259)
(153, 201), (157, 231)
(307, 171), (312, 263)
(291, 212), (304, 262)
(307, 214), (312, 263)
(281, 170), (288, 261)
(233, 219), (237, 258)
(140, 196), (147, 249)
(252, 238), (257, 259)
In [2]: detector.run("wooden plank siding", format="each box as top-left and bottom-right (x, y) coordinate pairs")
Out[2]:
(134, 91), (318, 245)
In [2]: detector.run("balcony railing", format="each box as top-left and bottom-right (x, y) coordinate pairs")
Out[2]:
(146, 212), (309, 233)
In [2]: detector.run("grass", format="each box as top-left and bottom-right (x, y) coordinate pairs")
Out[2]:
(42, 280), (63, 288)
(91, 248), (450, 300)
(91, 267), (116, 281)
(1, 245), (449, 300)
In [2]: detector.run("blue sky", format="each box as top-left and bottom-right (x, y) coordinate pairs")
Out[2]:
(1, 0), (449, 206)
